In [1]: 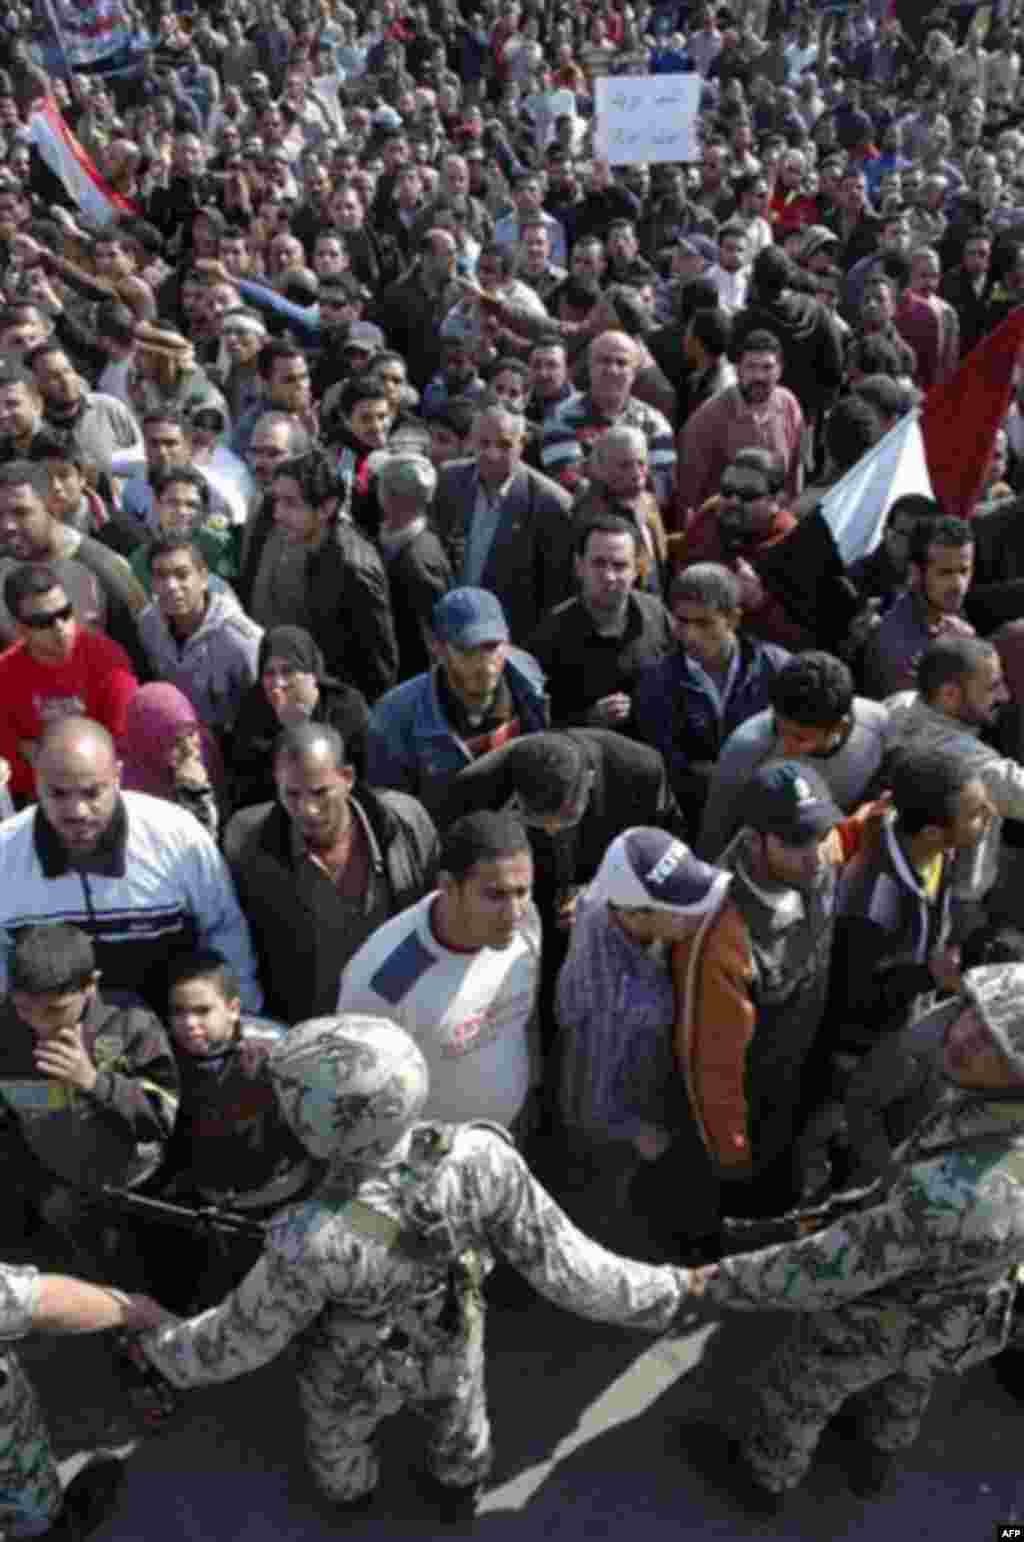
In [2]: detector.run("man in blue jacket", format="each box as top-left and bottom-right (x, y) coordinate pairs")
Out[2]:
(633, 562), (790, 831)
(365, 588), (548, 808)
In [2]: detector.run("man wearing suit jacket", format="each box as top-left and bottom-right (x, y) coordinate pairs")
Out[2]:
(435, 402), (576, 647)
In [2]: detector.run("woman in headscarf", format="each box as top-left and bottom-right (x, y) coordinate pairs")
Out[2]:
(229, 626), (370, 810)
(119, 683), (226, 838)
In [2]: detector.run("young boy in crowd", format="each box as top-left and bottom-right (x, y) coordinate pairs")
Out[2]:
(0, 923), (179, 1282)
(150, 950), (312, 1309)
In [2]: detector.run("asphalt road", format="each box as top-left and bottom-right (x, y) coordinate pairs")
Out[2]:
(13, 1179), (1023, 1542)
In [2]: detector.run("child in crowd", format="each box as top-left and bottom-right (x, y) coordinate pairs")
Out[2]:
(149, 950), (312, 1309)
(0, 923), (178, 1283)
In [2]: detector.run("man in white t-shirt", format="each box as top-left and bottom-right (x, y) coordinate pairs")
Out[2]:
(337, 810), (541, 1132)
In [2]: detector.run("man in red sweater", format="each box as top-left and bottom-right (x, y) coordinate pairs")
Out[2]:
(0, 562), (138, 805)
(672, 449), (810, 651)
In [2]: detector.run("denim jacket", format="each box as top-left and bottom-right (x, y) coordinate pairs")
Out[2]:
(365, 650), (548, 801)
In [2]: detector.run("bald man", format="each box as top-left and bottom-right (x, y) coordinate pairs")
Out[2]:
(0, 717), (262, 1010)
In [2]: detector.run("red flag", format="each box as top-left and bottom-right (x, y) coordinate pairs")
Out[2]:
(920, 307), (1024, 520)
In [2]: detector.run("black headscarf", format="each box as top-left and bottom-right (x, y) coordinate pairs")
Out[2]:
(257, 627), (326, 680)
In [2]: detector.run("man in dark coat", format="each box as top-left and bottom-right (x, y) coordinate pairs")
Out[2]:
(435, 403), (574, 646)
(224, 723), (439, 1025)
(238, 446), (399, 703)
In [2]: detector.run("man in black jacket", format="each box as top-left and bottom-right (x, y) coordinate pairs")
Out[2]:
(239, 446), (399, 703)
(375, 444), (453, 681)
(432, 726), (684, 924)
(224, 722), (439, 1024)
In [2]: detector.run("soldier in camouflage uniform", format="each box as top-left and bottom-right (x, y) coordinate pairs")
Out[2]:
(140, 1014), (693, 1520)
(0, 1262), (161, 1537)
(682, 962), (1024, 1515)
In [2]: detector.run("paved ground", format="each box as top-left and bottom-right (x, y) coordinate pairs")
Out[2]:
(13, 1175), (1023, 1542)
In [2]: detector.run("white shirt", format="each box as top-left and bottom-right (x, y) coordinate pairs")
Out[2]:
(338, 894), (542, 1128)
(705, 262), (751, 315)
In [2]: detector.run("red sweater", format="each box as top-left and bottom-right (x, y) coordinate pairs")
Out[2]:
(0, 627), (138, 802)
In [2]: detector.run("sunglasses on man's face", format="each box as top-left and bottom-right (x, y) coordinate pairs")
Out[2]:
(720, 482), (768, 503)
(20, 602), (74, 629)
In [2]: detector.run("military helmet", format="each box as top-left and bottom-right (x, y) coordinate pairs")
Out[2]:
(270, 1014), (429, 1163)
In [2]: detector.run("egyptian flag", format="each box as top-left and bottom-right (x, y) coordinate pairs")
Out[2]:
(920, 307), (1024, 522)
(28, 99), (140, 229)
(755, 413), (933, 651)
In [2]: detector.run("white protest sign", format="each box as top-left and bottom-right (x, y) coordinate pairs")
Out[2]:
(594, 73), (701, 166)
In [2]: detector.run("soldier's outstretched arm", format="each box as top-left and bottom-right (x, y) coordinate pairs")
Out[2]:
(139, 1208), (333, 1389)
(32, 1274), (172, 1336)
(695, 1195), (927, 1313)
(474, 1129), (692, 1330)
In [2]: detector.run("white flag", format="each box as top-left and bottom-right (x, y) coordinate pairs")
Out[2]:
(821, 411), (934, 567)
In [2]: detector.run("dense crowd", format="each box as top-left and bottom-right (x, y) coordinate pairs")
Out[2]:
(2, 0), (1024, 1533)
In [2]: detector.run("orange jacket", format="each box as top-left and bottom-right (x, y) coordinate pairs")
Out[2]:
(670, 824), (855, 1176)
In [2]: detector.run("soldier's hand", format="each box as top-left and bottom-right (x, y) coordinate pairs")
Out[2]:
(587, 692), (631, 726)
(34, 1026), (98, 1093)
(686, 1264), (718, 1298)
(238, 1038), (272, 1076)
(928, 944), (961, 995)
(119, 1293), (180, 1333)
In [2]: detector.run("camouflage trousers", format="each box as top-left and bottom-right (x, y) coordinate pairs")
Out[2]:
(0, 1351), (63, 1538)
(295, 1310), (492, 1504)
(741, 1308), (937, 1493)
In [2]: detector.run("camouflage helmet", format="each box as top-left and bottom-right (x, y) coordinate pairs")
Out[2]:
(269, 1015), (429, 1163)
(962, 965), (1024, 1079)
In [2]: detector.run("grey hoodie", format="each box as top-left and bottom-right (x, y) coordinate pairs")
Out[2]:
(138, 588), (262, 731)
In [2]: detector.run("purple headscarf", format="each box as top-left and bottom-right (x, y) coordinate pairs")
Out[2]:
(119, 684), (221, 799)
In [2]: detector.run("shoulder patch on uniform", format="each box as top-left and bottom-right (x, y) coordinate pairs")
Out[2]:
(369, 929), (438, 1005)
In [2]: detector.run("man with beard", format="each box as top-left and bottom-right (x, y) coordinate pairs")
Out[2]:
(0, 361), (47, 460)
(731, 248), (845, 437)
(241, 445), (397, 703)
(673, 449), (808, 651)
(24, 345), (144, 480)
(675, 331), (804, 531)
(886, 638), (1024, 913)
(224, 723), (439, 1025)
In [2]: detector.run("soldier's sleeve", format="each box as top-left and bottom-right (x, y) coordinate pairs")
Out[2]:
(466, 1128), (686, 1331)
(140, 1206), (336, 1388)
(706, 1194), (929, 1313)
(0, 1264), (40, 1342)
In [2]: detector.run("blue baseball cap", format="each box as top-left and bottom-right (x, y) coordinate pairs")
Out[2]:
(432, 587), (510, 648)
(739, 761), (842, 843)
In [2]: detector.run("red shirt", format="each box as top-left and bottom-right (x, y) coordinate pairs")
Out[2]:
(769, 188), (820, 235)
(0, 626), (138, 802)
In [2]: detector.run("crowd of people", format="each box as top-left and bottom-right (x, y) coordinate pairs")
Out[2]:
(2, 0), (1024, 1532)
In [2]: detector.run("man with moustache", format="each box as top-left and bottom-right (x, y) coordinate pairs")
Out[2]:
(674, 330), (804, 533)
(224, 722), (438, 1025)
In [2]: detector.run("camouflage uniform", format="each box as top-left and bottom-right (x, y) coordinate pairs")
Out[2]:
(142, 1016), (688, 1506)
(707, 1077), (1024, 1492)
(0, 1265), (63, 1538)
